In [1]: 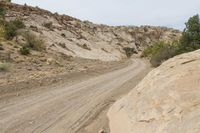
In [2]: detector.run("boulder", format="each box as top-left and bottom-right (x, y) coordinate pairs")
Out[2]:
(108, 50), (200, 133)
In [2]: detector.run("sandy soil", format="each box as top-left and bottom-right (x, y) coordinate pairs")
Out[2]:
(0, 58), (150, 133)
(80, 62), (151, 133)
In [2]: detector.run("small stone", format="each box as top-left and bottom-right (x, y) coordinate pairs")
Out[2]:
(99, 129), (107, 133)
(27, 67), (32, 71)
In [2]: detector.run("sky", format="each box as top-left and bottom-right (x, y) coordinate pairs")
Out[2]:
(12, 0), (200, 30)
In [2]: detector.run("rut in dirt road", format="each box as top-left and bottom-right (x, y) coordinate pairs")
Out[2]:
(0, 59), (148, 133)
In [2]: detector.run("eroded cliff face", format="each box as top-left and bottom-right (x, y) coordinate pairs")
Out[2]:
(108, 50), (200, 133)
(0, 2), (181, 61)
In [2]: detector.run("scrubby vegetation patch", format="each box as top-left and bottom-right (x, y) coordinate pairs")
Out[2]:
(0, 62), (10, 72)
(22, 31), (45, 51)
(142, 14), (200, 67)
(123, 47), (137, 58)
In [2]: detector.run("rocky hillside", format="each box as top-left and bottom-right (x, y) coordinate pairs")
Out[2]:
(0, 2), (181, 87)
(108, 50), (200, 133)
(0, 2), (180, 61)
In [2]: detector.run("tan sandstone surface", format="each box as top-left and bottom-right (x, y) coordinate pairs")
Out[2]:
(108, 50), (200, 133)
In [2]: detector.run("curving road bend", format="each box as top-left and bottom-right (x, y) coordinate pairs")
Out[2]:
(0, 59), (148, 133)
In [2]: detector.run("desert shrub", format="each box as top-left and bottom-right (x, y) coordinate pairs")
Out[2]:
(150, 44), (178, 67)
(23, 31), (45, 51)
(4, 19), (25, 40)
(0, 7), (6, 19)
(0, 25), (5, 37)
(142, 41), (167, 58)
(123, 47), (137, 58)
(43, 22), (53, 29)
(142, 41), (179, 67)
(4, 22), (17, 39)
(0, 8), (6, 37)
(11, 19), (25, 29)
(0, 63), (10, 72)
(19, 46), (30, 55)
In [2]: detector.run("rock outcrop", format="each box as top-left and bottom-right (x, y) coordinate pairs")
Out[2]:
(108, 50), (200, 133)
(0, 2), (181, 61)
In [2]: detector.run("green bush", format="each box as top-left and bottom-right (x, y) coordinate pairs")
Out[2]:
(142, 41), (167, 58)
(4, 19), (25, 40)
(11, 19), (25, 29)
(142, 41), (180, 67)
(20, 46), (30, 55)
(0, 63), (10, 72)
(179, 14), (200, 52)
(123, 47), (137, 58)
(23, 31), (45, 51)
(4, 22), (17, 40)
(150, 44), (178, 67)
(142, 14), (200, 67)
(0, 7), (6, 19)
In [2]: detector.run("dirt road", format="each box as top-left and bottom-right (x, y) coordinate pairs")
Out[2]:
(0, 59), (149, 133)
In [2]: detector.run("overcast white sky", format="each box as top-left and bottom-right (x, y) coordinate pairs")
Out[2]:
(12, 0), (200, 30)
